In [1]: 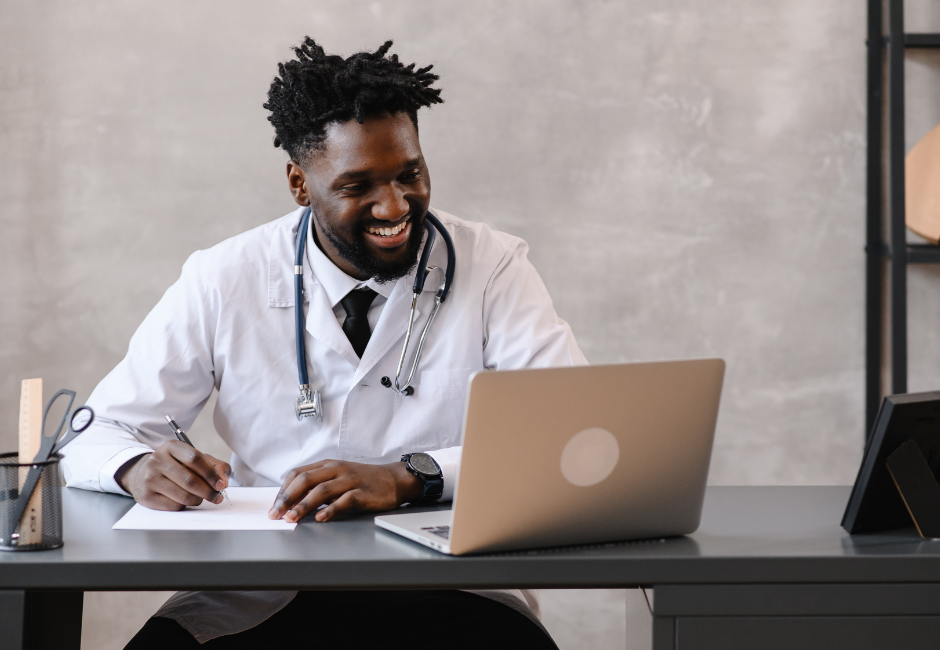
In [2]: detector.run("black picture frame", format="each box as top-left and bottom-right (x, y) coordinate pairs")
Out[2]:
(842, 391), (940, 534)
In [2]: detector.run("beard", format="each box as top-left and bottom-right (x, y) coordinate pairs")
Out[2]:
(313, 207), (427, 284)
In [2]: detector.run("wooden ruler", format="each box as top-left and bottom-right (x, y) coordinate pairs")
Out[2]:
(18, 378), (43, 545)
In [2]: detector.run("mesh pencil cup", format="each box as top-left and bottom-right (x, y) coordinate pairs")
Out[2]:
(0, 452), (64, 551)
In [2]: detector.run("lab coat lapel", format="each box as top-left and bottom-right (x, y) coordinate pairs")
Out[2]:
(267, 208), (359, 367)
(305, 280), (360, 367)
(354, 278), (421, 385)
(267, 209), (305, 308)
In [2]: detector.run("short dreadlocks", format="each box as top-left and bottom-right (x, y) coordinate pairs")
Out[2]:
(264, 37), (443, 163)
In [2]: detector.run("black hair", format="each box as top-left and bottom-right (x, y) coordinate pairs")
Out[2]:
(264, 37), (443, 163)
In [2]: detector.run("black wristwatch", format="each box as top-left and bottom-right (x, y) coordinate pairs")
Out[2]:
(401, 453), (444, 505)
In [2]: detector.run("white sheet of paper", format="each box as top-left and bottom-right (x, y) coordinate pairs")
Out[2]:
(112, 487), (297, 531)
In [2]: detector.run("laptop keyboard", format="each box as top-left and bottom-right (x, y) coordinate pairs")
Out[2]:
(420, 525), (451, 540)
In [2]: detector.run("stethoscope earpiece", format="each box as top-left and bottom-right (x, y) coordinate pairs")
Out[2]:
(381, 376), (414, 396)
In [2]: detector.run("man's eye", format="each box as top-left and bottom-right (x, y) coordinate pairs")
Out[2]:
(400, 170), (421, 182)
(342, 184), (367, 193)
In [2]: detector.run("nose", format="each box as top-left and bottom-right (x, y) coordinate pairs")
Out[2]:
(372, 183), (409, 222)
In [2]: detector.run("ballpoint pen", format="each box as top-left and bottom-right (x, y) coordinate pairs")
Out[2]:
(165, 415), (231, 505)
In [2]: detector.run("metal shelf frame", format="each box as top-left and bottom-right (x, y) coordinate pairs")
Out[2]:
(865, 0), (940, 438)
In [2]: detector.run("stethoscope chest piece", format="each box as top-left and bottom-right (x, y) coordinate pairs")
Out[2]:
(295, 385), (322, 422)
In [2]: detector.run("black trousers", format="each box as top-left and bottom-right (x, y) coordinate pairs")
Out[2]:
(125, 590), (558, 650)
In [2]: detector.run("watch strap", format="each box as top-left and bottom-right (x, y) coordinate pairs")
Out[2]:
(401, 453), (444, 505)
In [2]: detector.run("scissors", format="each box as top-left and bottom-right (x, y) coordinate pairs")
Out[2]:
(9, 389), (94, 542)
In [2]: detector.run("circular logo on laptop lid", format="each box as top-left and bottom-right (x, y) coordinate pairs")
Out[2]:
(560, 427), (620, 487)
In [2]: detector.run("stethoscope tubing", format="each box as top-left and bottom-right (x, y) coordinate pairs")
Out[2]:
(293, 207), (456, 417)
(294, 209), (312, 387)
(421, 212), (455, 303)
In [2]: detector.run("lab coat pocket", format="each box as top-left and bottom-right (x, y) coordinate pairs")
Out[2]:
(415, 368), (472, 401)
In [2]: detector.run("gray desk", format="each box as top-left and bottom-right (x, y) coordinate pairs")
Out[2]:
(2, 486), (939, 649)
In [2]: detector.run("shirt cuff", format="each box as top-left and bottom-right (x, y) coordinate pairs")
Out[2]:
(99, 448), (153, 496)
(425, 446), (461, 502)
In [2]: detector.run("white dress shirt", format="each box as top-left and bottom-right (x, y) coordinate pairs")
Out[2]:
(61, 206), (586, 642)
(309, 219), (390, 333)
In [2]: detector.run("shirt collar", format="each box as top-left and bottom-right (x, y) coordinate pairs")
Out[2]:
(305, 217), (395, 307)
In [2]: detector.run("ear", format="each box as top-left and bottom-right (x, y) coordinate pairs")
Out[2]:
(287, 160), (311, 206)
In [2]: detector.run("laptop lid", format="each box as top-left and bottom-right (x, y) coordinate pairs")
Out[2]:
(448, 359), (725, 555)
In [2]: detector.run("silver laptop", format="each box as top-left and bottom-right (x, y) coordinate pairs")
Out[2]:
(375, 359), (725, 555)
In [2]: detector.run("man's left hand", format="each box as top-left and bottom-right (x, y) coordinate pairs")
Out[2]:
(268, 460), (423, 523)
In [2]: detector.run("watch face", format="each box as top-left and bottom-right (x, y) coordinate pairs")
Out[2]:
(409, 453), (439, 476)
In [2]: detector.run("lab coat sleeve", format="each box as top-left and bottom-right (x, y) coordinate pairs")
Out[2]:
(61, 252), (218, 495)
(481, 238), (587, 370)
(425, 447), (461, 502)
(426, 238), (586, 502)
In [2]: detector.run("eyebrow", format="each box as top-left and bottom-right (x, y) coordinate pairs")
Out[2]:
(333, 158), (424, 183)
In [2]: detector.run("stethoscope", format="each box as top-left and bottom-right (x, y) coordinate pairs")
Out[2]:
(293, 207), (456, 422)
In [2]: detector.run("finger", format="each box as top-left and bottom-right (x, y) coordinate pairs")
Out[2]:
(152, 475), (205, 508)
(162, 455), (224, 504)
(315, 490), (363, 522)
(204, 455), (233, 487)
(166, 441), (227, 492)
(284, 479), (349, 523)
(138, 492), (188, 512)
(269, 466), (341, 518)
(278, 468), (300, 494)
(278, 461), (333, 493)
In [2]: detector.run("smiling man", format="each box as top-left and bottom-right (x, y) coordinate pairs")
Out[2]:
(62, 38), (584, 649)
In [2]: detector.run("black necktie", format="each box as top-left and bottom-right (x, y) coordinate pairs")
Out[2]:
(340, 288), (378, 358)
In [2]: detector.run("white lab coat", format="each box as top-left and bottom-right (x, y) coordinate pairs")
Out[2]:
(62, 206), (586, 642)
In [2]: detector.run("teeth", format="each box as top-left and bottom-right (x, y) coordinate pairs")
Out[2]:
(368, 221), (408, 237)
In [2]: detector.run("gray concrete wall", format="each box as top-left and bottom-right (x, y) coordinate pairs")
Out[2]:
(3, 1), (937, 648)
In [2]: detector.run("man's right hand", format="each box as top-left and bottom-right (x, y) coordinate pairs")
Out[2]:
(116, 440), (232, 511)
